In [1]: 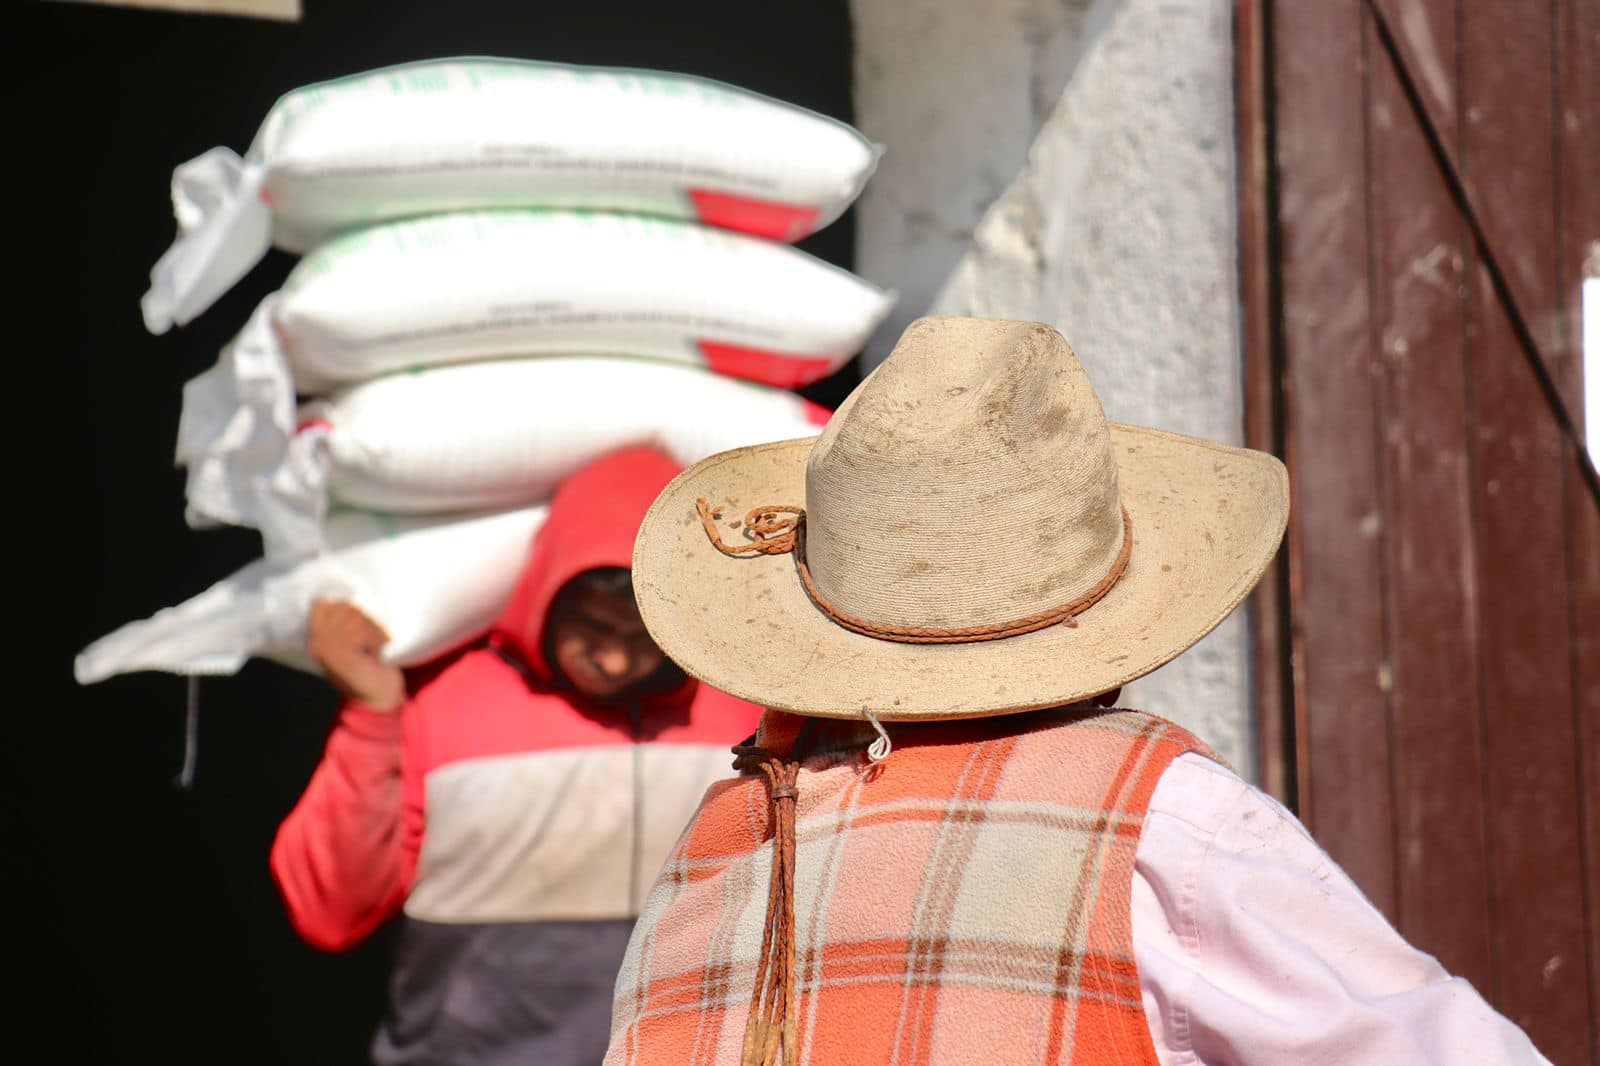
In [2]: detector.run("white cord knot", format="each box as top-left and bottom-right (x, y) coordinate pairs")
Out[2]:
(864, 711), (892, 764)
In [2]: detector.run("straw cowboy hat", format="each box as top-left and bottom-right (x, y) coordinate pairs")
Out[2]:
(632, 316), (1288, 720)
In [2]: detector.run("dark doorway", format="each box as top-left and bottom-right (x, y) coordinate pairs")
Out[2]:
(17, 3), (855, 1060)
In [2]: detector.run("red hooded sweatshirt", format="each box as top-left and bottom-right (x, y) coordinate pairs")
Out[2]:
(270, 446), (765, 1065)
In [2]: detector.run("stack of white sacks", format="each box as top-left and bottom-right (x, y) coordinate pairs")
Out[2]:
(77, 58), (892, 684)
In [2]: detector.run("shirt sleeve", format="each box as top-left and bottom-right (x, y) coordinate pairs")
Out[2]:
(1131, 752), (1553, 1066)
(269, 699), (421, 952)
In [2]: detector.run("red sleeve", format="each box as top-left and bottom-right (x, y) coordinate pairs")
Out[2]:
(270, 699), (421, 952)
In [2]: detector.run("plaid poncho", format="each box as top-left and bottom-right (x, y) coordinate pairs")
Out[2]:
(605, 706), (1209, 1065)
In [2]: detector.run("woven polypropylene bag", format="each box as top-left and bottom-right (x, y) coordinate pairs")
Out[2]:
(75, 505), (548, 683)
(197, 210), (891, 396)
(141, 57), (880, 332)
(179, 353), (830, 559)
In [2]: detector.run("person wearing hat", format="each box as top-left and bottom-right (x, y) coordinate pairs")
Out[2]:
(603, 318), (1550, 1065)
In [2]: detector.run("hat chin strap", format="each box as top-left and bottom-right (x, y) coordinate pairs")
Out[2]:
(729, 742), (801, 1066)
(695, 499), (1134, 642)
(864, 711), (892, 763)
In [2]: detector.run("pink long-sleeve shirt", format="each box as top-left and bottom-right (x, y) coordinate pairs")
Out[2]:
(1134, 753), (1550, 1064)
(270, 702), (415, 951)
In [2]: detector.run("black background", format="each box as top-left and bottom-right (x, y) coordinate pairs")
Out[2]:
(17, 2), (856, 1059)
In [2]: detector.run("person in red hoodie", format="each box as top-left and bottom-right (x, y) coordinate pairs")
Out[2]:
(271, 446), (766, 1064)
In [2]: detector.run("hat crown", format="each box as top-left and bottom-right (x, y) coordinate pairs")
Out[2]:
(805, 316), (1125, 630)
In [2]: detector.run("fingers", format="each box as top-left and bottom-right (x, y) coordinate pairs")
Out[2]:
(305, 600), (406, 709)
(307, 601), (392, 665)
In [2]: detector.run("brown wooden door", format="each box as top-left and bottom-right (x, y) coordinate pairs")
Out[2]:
(1238, 0), (1599, 1060)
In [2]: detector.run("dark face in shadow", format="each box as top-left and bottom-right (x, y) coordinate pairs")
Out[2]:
(544, 568), (686, 707)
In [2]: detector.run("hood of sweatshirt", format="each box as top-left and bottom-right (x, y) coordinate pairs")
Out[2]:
(487, 446), (685, 689)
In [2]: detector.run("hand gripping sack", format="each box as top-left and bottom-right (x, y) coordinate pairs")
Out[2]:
(141, 57), (881, 332)
(74, 505), (547, 683)
(180, 354), (830, 560)
(214, 210), (891, 395)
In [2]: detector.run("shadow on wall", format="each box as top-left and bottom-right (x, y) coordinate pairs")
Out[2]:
(851, 0), (1121, 367)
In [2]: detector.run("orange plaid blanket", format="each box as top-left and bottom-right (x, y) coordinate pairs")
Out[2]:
(605, 707), (1208, 1065)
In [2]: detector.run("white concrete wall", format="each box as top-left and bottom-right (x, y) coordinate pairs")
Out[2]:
(852, 0), (1253, 770)
(852, 0), (1116, 365)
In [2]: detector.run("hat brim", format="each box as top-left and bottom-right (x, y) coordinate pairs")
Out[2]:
(632, 424), (1288, 720)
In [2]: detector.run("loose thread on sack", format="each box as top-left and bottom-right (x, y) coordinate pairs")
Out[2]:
(175, 675), (200, 791)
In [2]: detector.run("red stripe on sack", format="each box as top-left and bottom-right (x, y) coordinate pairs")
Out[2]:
(801, 399), (834, 427)
(698, 340), (838, 389)
(295, 417), (334, 435)
(687, 189), (822, 242)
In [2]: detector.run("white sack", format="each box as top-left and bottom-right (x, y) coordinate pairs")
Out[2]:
(220, 210), (891, 395)
(142, 57), (881, 332)
(74, 505), (547, 684)
(180, 355), (827, 559)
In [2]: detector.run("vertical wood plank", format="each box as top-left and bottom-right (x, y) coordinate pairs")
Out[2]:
(1271, 0), (1396, 910)
(1235, 0), (1294, 805)
(1569, 449), (1600, 1065)
(1553, 0), (1600, 415)
(1461, 4), (1595, 1058)
(1455, 0), (1570, 400)
(1561, 0), (1600, 1049)
(1372, 0), (1581, 418)
(1363, 1), (1495, 989)
(1374, 0), (1457, 135)
(1466, 259), (1590, 1062)
(1555, 1), (1600, 1055)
